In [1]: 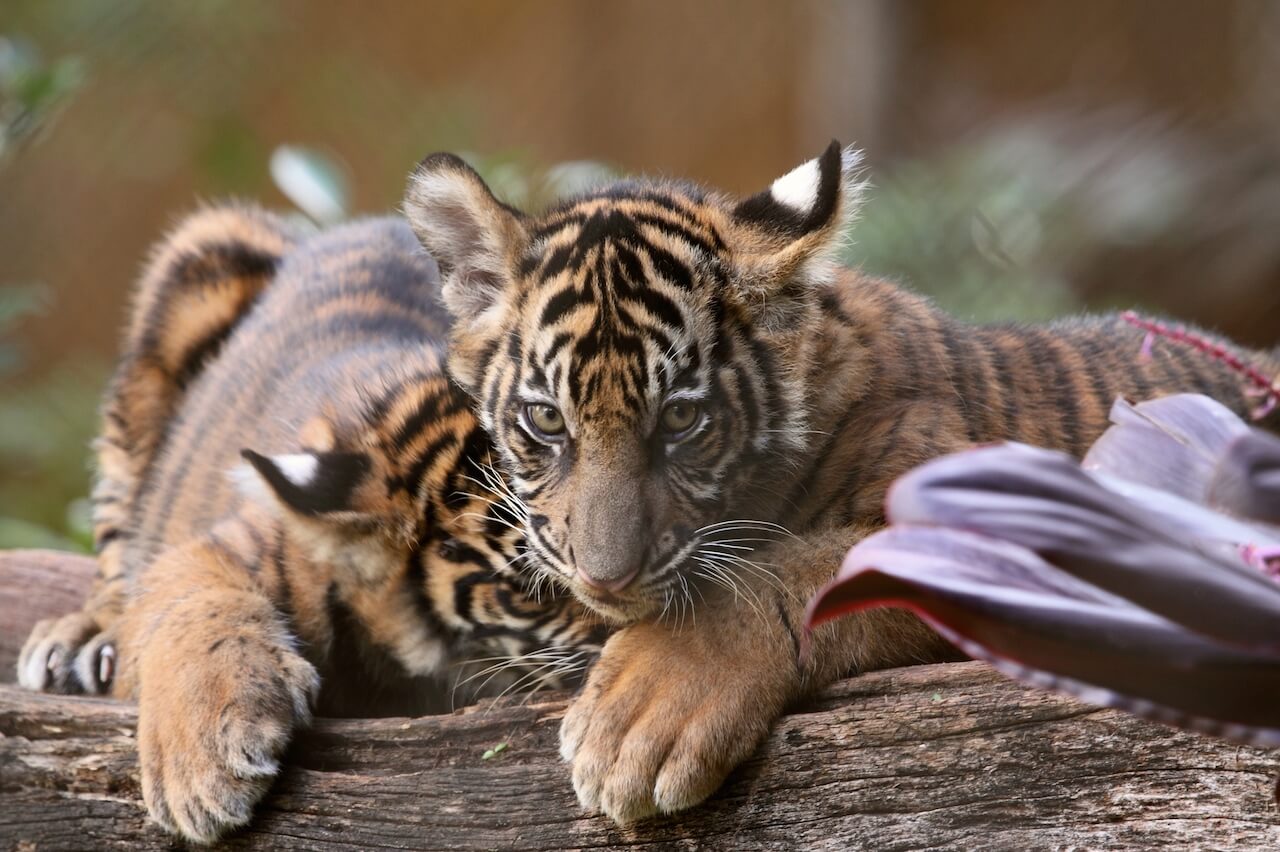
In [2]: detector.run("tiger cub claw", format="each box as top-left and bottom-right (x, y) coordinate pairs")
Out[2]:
(137, 633), (319, 843)
(17, 612), (116, 695)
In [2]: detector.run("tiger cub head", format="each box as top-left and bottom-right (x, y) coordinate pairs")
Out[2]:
(404, 143), (865, 623)
(236, 371), (606, 681)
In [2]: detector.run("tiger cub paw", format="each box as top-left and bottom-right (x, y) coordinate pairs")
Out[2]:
(18, 612), (117, 695)
(560, 615), (796, 825)
(138, 633), (319, 843)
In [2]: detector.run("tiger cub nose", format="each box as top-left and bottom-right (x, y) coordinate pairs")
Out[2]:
(577, 562), (642, 593)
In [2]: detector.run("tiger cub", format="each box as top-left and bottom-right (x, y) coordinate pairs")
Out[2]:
(403, 143), (1280, 824)
(18, 205), (604, 843)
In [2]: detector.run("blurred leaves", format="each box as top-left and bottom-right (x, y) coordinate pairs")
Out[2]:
(0, 362), (104, 553)
(263, 143), (617, 227)
(844, 119), (1200, 322)
(0, 34), (91, 551)
(0, 282), (49, 376)
(451, 151), (618, 212)
(0, 34), (82, 165)
(270, 145), (350, 226)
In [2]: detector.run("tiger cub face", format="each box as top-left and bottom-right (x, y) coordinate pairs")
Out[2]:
(237, 380), (604, 677)
(405, 144), (863, 622)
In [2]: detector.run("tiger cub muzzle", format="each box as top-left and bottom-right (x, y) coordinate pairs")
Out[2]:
(531, 440), (700, 619)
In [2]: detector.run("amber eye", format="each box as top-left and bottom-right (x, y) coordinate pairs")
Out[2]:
(524, 403), (566, 439)
(659, 401), (701, 437)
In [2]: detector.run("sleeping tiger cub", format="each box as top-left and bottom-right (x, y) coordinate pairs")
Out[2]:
(17, 205), (605, 842)
(404, 142), (1280, 824)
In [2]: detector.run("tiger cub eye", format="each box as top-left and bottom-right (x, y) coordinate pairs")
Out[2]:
(660, 401), (700, 437)
(525, 403), (566, 438)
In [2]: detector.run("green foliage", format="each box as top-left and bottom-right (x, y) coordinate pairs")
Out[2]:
(464, 153), (617, 211)
(0, 34), (82, 165)
(0, 35), (91, 551)
(845, 145), (1083, 323)
(0, 363), (104, 552)
(0, 282), (49, 376)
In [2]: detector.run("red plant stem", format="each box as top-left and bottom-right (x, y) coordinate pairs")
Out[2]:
(1121, 311), (1279, 419)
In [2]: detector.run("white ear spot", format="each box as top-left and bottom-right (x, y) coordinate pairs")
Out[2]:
(769, 157), (821, 213)
(274, 453), (319, 486)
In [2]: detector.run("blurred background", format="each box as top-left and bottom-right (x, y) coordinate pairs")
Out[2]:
(2, 0), (1279, 550)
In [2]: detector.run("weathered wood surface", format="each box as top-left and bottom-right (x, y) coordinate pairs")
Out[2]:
(3, 549), (1278, 850)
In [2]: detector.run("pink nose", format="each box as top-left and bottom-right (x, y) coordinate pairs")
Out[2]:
(577, 564), (641, 593)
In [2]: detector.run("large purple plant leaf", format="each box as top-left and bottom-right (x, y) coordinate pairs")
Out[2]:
(883, 442), (1280, 654)
(807, 526), (1280, 745)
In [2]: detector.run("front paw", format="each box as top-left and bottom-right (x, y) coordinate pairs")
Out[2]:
(138, 632), (319, 843)
(559, 613), (798, 824)
(18, 612), (117, 695)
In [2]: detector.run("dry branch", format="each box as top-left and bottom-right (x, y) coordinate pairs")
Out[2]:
(2, 549), (1278, 850)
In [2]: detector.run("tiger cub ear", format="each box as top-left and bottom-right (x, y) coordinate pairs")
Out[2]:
(240, 449), (373, 522)
(403, 153), (527, 332)
(729, 140), (867, 307)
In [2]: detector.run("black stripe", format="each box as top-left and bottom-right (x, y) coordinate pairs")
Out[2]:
(137, 243), (279, 356)
(93, 527), (129, 550)
(539, 286), (584, 328)
(390, 387), (466, 454)
(626, 275), (685, 330)
(172, 324), (235, 390)
(403, 555), (455, 643)
(1070, 334), (1119, 433)
(644, 244), (694, 290)
(391, 432), (459, 498)
(836, 407), (910, 525)
(166, 242), (279, 291)
(985, 336), (1022, 439)
(938, 322), (980, 443)
(538, 243), (575, 280)
(528, 212), (589, 244)
(1026, 331), (1082, 454)
(630, 212), (720, 259)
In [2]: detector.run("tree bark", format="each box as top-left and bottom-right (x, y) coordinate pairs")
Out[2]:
(2, 549), (1278, 850)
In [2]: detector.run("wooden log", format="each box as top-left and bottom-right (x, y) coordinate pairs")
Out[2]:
(2, 549), (1278, 850)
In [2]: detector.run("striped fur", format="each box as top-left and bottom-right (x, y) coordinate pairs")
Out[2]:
(18, 207), (604, 843)
(405, 141), (1280, 823)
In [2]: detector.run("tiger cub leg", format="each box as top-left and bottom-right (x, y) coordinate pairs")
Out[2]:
(114, 523), (319, 843)
(17, 205), (300, 697)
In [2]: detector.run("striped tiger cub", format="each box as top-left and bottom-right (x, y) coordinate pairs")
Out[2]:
(404, 143), (1280, 824)
(17, 205), (604, 843)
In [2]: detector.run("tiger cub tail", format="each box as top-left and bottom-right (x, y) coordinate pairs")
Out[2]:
(90, 203), (301, 616)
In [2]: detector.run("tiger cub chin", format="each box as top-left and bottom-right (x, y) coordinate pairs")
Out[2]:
(17, 205), (605, 843)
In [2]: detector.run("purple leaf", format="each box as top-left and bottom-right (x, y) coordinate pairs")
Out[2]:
(884, 442), (1280, 654)
(807, 526), (1280, 745)
(1084, 394), (1250, 503)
